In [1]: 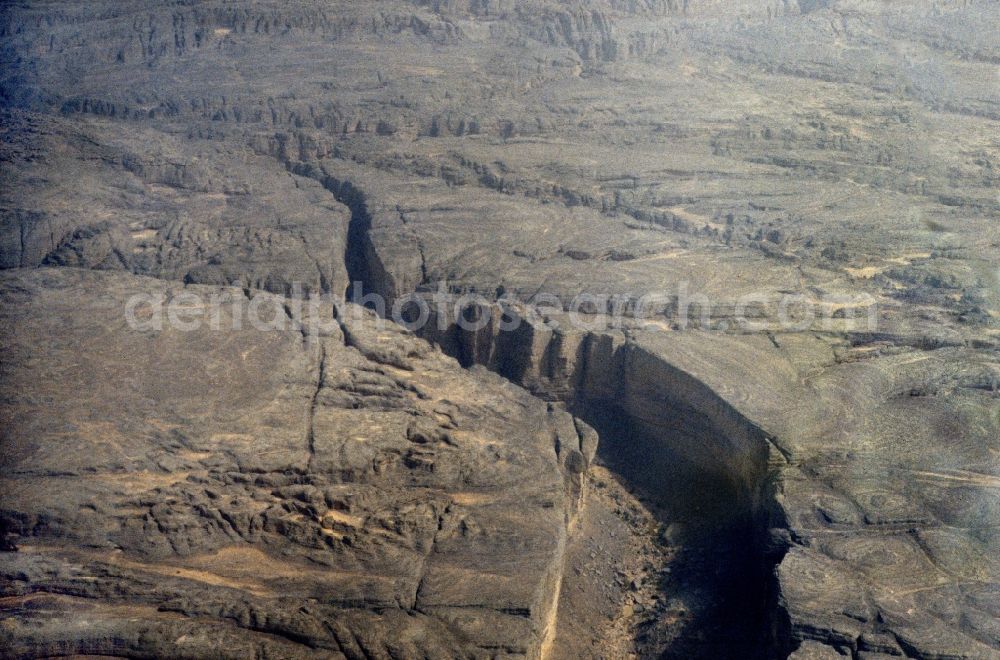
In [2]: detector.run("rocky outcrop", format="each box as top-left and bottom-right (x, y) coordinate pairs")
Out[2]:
(404, 295), (1000, 657)
(0, 112), (352, 296)
(1, 0), (999, 657)
(0, 267), (596, 658)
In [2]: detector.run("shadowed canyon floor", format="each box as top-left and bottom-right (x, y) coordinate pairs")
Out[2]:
(2, 1), (1000, 658)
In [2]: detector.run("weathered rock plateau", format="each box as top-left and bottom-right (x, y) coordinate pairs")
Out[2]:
(1, 267), (594, 658)
(1, 1), (998, 658)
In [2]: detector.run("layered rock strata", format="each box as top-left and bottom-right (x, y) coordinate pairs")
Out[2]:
(0, 267), (595, 659)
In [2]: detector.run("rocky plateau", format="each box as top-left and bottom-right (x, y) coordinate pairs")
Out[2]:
(1, 1), (999, 658)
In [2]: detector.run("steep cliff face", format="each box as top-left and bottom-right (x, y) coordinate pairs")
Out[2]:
(2, 0), (999, 658)
(413, 300), (791, 655)
(401, 290), (1000, 658)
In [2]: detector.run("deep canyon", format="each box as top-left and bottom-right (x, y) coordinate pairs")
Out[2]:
(2, 1), (999, 658)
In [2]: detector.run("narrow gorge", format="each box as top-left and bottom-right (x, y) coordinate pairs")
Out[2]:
(306, 163), (792, 657)
(426, 304), (795, 658)
(3, 2), (999, 658)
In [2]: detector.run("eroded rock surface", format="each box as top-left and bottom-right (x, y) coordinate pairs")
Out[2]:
(0, 268), (593, 658)
(1, 0), (999, 657)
